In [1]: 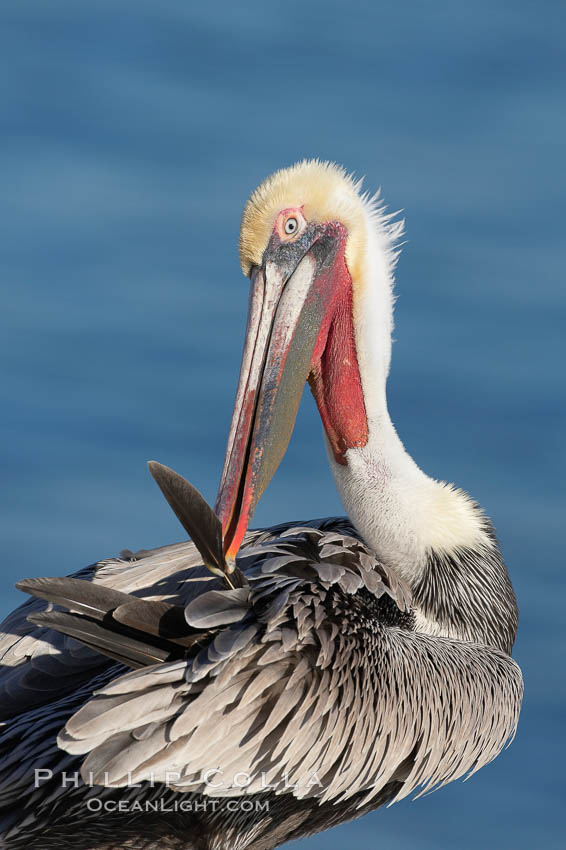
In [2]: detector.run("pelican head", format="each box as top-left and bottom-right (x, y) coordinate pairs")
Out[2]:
(213, 159), (519, 655)
(216, 160), (401, 566)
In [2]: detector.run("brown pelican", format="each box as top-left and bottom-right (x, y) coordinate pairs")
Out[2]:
(0, 161), (522, 850)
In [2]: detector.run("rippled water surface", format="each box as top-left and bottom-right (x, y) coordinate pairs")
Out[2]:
(1, 2), (564, 847)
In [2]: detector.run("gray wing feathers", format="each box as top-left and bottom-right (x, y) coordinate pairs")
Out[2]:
(0, 564), (114, 719)
(44, 523), (522, 806)
(0, 535), (235, 719)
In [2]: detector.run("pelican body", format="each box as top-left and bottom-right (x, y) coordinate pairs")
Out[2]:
(0, 161), (522, 850)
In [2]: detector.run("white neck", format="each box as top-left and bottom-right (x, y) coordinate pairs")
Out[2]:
(327, 203), (489, 585)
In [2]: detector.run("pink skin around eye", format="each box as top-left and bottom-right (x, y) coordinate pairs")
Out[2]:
(274, 206), (306, 240)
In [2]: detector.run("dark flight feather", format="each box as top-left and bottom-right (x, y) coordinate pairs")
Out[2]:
(147, 461), (224, 569)
(147, 461), (246, 589)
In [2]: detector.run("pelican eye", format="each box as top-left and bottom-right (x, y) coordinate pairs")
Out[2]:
(284, 217), (299, 235)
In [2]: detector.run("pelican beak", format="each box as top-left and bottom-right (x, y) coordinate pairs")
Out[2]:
(215, 225), (345, 568)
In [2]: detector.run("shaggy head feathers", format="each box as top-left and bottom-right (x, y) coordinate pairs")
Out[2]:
(239, 159), (403, 284)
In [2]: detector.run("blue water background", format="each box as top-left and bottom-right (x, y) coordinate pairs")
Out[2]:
(1, 2), (564, 847)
